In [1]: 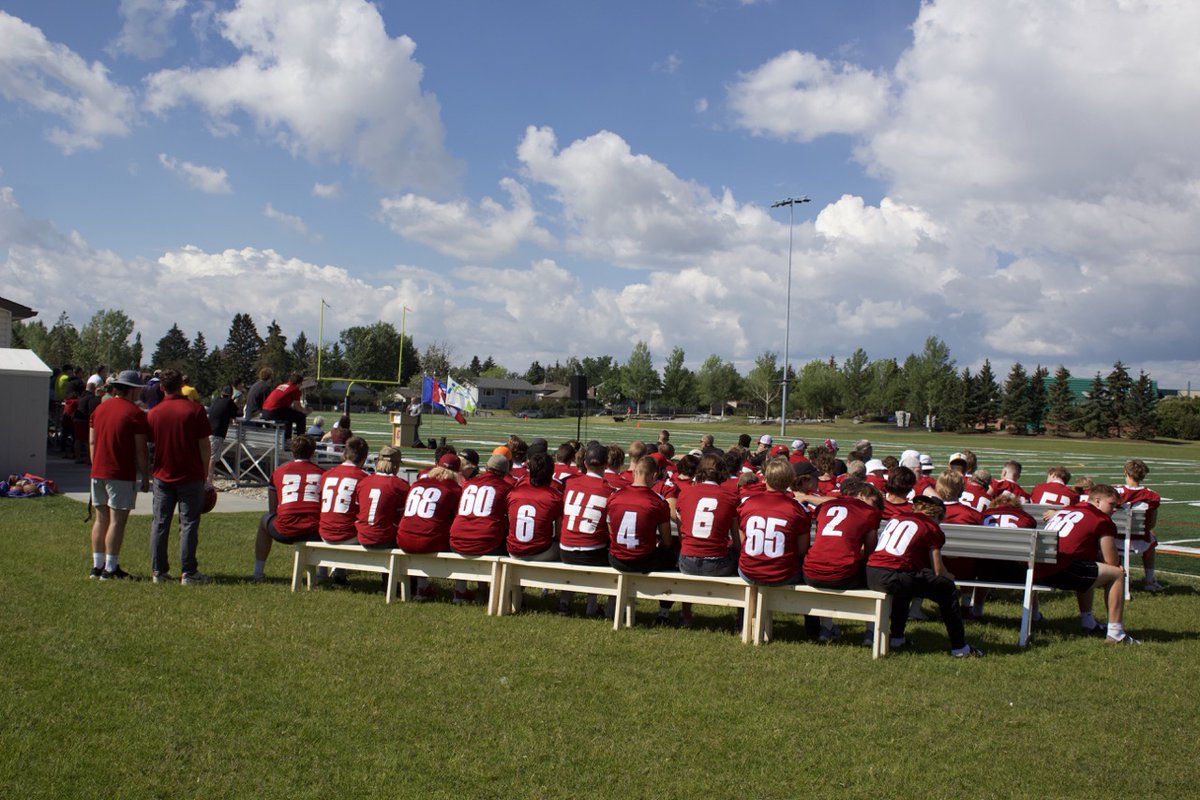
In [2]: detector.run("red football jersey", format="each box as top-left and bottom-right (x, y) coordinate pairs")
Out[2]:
(396, 475), (462, 552)
(262, 381), (301, 411)
(272, 459), (325, 538)
(943, 501), (983, 525)
(804, 496), (883, 582)
(866, 513), (945, 572)
(982, 506), (1037, 529)
(507, 482), (563, 556)
(737, 490), (812, 584)
(509, 464), (528, 484)
(553, 462), (580, 483)
(607, 485), (671, 560)
(355, 473), (410, 547)
(865, 474), (887, 492)
(817, 478), (840, 496)
(89, 396), (149, 481)
(1038, 504), (1116, 576)
(912, 475), (937, 498)
(319, 463), (367, 542)
(560, 473), (615, 550)
(1116, 485), (1160, 540)
(958, 485), (991, 513)
(604, 469), (630, 491)
(992, 479), (1030, 501)
(652, 477), (681, 501)
(1030, 482), (1079, 506)
(882, 498), (912, 519)
(677, 481), (739, 558)
(450, 471), (513, 554)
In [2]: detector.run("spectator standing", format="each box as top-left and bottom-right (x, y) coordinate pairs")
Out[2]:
(88, 370), (151, 580)
(87, 364), (107, 388)
(207, 385), (240, 481)
(74, 379), (103, 463)
(148, 369), (213, 584)
(244, 367), (274, 420)
(180, 375), (202, 403)
(141, 370), (163, 410)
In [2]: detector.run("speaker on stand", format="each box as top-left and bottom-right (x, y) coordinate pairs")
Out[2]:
(570, 375), (588, 442)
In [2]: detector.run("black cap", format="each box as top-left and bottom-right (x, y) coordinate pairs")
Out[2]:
(459, 448), (480, 466)
(793, 461), (819, 479)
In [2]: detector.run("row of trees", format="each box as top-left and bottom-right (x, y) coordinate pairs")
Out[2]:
(10, 312), (1167, 439)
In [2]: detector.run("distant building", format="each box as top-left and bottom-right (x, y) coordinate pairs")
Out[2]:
(471, 377), (536, 410)
(0, 296), (37, 349)
(1065, 376), (1160, 401)
(534, 382), (570, 401)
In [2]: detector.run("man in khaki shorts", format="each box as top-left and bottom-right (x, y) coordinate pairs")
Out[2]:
(88, 370), (151, 579)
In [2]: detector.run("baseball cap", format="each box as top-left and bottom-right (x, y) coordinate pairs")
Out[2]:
(865, 458), (886, 473)
(486, 454), (510, 474)
(492, 445), (512, 460)
(112, 369), (144, 388)
(948, 452), (968, 465)
(687, 448), (704, 457)
(437, 453), (462, 471)
(793, 461), (819, 479)
(459, 448), (480, 466)
(770, 444), (789, 457)
(377, 445), (402, 464)
(899, 452), (921, 472)
(220, 384), (233, 397)
(824, 438), (839, 452)
(758, 434), (773, 446)
(854, 439), (872, 452)
(919, 454), (935, 473)
(790, 438), (807, 452)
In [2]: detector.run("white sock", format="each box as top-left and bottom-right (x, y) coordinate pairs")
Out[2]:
(1145, 569), (1156, 582)
(93, 552), (104, 569)
(254, 559), (266, 578)
(1107, 622), (1125, 639)
(1080, 611), (1097, 630)
(104, 554), (118, 572)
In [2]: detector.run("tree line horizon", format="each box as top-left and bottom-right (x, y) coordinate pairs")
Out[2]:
(13, 309), (1196, 440)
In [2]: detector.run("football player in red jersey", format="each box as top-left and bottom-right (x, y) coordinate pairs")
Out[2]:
(559, 443), (617, 616)
(737, 458), (812, 586)
(961, 492), (1040, 619)
(678, 455), (739, 577)
(448, 453), (514, 603)
(604, 444), (630, 490)
(552, 442), (580, 483)
(1038, 485), (1138, 643)
(882, 467), (916, 519)
(804, 478), (883, 642)
(813, 450), (839, 496)
(397, 453), (464, 600)
(507, 452), (563, 562)
(607, 456), (674, 573)
(936, 471), (983, 525)
(1030, 465), (1079, 506)
(992, 460), (1031, 501)
(959, 470), (993, 513)
(254, 436), (325, 579)
(355, 446), (409, 549)
(1117, 458), (1163, 592)
(866, 495), (983, 656)
(318, 436), (369, 545)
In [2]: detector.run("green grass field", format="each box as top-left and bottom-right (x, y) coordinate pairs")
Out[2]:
(3, 419), (1199, 798)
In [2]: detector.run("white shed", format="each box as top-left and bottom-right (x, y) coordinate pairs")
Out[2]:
(0, 348), (52, 477)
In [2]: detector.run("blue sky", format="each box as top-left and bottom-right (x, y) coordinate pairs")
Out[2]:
(1, 0), (1198, 387)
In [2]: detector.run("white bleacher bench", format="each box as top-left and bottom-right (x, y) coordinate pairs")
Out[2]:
(216, 419), (287, 486)
(1023, 504), (1143, 601)
(495, 559), (623, 617)
(752, 586), (892, 658)
(398, 552), (504, 616)
(612, 572), (758, 644)
(292, 541), (402, 603)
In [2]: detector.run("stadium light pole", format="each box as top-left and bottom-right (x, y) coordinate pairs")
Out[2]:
(771, 196), (810, 437)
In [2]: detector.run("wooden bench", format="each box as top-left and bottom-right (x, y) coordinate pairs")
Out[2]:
(612, 572), (757, 644)
(494, 559), (623, 617)
(1023, 504), (1142, 600)
(397, 552), (504, 616)
(292, 540), (402, 603)
(752, 586), (892, 658)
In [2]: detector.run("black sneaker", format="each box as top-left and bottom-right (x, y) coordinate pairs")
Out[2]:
(100, 566), (135, 581)
(89, 567), (103, 579)
(951, 645), (985, 658)
(1083, 624), (1108, 637)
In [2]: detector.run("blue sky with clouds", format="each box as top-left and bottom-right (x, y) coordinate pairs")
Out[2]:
(1, 0), (1197, 387)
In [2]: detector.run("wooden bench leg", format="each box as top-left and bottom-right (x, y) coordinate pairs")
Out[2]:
(752, 591), (766, 645)
(291, 547), (304, 593)
(486, 561), (501, 617)
(385, 553), (399, 604)
(741, 586), (756, 645)
(613, 574), (627, 632)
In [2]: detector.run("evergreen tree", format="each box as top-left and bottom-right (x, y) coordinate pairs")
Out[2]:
(291, 331), (317, 378)
(1001, 362), (1030, 433)
(467, 356), (483, 375)
(959, 367), (977, 428)
(187, 333), (215, 397)
(840, 347), (871, 417)
(1026, 366), (1049, 434)
(152, 323), (191, 370)
(620, 341), (660, 414)
(321, 342), (348, 377)
(938, 369), (967, 432)
(222, 313), (262, 386)
(1078, 372), (1112, 438)
(1047, 365), (1076, 435)
(1129, 371), (1158, 440)
(1106, 361), (1133, 436)
(524, 360), (546, 385)
(903, 336), (956, 430)
(131, 332), (143, 370)
(13, 319), (50, 360)
(974, 359), (1000, 429)
(481, 355), (497, 373)
(659, 347), (697, 411)
(46, 312), (81, 369)
(260, 320), (292, 377)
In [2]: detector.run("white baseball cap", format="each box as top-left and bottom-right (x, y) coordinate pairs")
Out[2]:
(758, 434), (773, 445)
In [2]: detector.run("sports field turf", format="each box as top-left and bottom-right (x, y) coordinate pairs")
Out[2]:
(2, 418), (1198, 798)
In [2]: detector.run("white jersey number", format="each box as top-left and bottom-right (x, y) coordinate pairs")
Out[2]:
(459, 484), (497, 517)
(876, 519), (919, 556)
(513, 504), (537, 542)
(281, 472), (321, 505)
(564, 490), (606, 534)
(690, 496), (719, 539)
(320, 475), (358, 514)
(744, 516), (786, 558)
(404, 485), (442, 519)
(819, 505), (849, 538)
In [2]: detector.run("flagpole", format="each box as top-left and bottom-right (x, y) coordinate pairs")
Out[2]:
(317, 299), (326, 381)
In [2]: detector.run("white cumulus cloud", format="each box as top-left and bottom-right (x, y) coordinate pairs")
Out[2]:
(0, 11), (137, 152)
(109, 0), (187, 60)
(263, 203), (310, 236)
(158, 153), (232, 193)
(144, 0), (460, 191)
(312, 181), (341, 199)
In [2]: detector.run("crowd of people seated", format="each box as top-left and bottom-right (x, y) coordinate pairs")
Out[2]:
(255, 430), (1159, 653)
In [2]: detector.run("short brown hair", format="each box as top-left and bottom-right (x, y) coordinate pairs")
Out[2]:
(1124, 459), (1149, 483)
(935, 469), (964, 501)
(160, 368), (183, 393)
(1047, 465), (1071, 482)
(344, 436), (369, 465)
(291, 435), (316, 459)
(1089, 483), (1119, 503)
(912, 494), (946, 521)
(763, 457), (794, 492)
(258, 367), (273, 381)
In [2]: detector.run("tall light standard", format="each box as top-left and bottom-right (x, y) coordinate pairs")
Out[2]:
(771, 196), (810, 437)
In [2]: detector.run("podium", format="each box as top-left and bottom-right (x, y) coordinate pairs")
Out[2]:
(391, 411), (420, 447)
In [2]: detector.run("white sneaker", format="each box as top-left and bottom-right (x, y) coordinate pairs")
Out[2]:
(1107, 633), (1142, 645)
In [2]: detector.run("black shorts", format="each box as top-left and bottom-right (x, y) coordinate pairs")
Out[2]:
(262, 512), (319, 545)
(560, 548), (609, 567)
(803, 571), (866, 591)
(608, 549), (677, 574)
(1041, 560), (1099, 592)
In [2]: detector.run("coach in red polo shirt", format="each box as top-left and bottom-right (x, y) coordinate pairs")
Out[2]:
(148, 369), (212, 584)
(88, 370), (150, 580)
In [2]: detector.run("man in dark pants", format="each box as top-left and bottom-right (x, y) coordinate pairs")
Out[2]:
(148, 369), (212, 584)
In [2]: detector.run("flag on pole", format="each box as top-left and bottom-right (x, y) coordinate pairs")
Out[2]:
(423, 375), (466, 425)
(446, 376), (477, 415)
